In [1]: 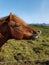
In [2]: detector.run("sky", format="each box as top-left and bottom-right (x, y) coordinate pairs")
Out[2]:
(0, 0), (49, 24)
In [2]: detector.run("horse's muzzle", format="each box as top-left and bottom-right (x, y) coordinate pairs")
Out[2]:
(31, 30), (41, 39)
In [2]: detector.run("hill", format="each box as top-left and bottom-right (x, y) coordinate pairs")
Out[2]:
(0, 24), (49, 65)
(41, 23), (49, 26)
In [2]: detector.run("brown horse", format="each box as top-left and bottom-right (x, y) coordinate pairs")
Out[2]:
(0, 13), (41, 48)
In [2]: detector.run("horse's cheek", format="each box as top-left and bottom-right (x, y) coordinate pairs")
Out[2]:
(10, 27), (23, 40)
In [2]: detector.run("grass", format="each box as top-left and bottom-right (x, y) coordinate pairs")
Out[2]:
(0, 24), (49, 65)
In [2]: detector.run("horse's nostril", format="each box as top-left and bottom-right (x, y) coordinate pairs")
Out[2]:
(36, 30), (41, 35)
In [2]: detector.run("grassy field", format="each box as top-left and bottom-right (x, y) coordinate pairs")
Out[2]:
(0, 24), (49, 65)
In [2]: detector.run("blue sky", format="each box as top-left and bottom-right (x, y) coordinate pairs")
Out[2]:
(0, 0), (49, 24)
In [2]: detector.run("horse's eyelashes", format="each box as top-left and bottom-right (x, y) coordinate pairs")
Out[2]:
(10, 24), (21, 28)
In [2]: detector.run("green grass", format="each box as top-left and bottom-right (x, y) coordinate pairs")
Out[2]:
(0, 24), (49, 65)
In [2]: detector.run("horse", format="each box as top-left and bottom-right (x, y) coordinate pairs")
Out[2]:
(0, 13), (41, 48)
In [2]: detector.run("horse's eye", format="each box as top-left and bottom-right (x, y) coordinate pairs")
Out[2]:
(16, 25), (21, 27)
(11, 25), (21, 28)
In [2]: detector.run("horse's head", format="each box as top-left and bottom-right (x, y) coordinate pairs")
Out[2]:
(8, 13), (41, 40)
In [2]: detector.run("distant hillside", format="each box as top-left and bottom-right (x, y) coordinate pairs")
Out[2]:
(29, 24), (49, 37)
(29, 23), (49, 26)
(41, 23), (49, 26)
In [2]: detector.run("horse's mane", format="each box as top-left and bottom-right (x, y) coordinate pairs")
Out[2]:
(0, 16), (8, 25)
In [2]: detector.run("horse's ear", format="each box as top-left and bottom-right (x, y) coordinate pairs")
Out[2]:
(9, 12), (12, 21)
